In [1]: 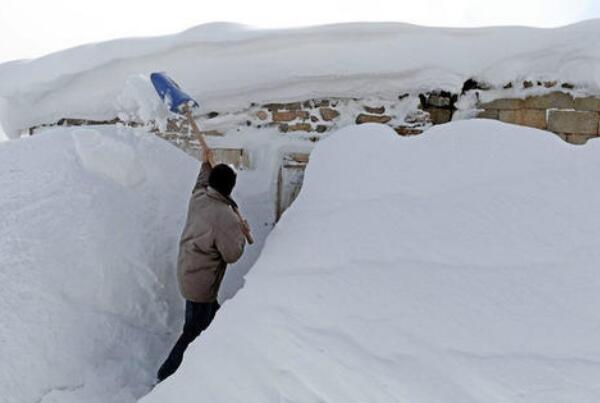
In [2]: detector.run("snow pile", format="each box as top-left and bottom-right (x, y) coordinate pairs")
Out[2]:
(2, 20), (600, 137)
(115, 75), (170, 127)
(0, 126), (195, 403)
(0, 122), (283, 403)
(143, 120), (600, 403)
(0, 96), (8, 141)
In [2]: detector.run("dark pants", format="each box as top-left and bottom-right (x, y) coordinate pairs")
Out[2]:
(157, 300), (220, 382)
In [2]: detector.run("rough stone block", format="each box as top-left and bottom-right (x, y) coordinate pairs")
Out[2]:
(264, 103), (284, 111)
(566, 134), (593, 145)
(523, 92), (574, 109)
(166, 118), (183, 132)
(287, 123), (313, 132)
(264, 102), (302, 111)
(282, 102), (302, 110)
(313, 99), (330, 107)
(364, 105), (385, 114)
(478, 98), (524, 110)
(427, 95), (452, 108)
(255, 111), (268, 120)
(296, 111), (310, 120)
(355, 114), (392, 124)
(272, 111), (296, 122)
(477, 110), (499, 120)
(499, 109), (547, 129)
(523, 81), (534, 88)
(320, 107), (340, 121)
(548, 110), (599, 135)
(574, 97), (600, 111)
(394, 126), (423, 136)
(426, 108), (452, 124)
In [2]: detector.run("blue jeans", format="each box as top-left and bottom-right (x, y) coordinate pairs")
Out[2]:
(157, 300), (220, 382)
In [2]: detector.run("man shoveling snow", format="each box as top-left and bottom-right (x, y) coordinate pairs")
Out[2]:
(157, 145), (251, 382)
(151, 73), (252, 382)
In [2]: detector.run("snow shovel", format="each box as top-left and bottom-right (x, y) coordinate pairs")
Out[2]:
(151, 72), (254, 244)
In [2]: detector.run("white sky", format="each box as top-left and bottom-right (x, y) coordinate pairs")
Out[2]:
(0, 0), (599, 63)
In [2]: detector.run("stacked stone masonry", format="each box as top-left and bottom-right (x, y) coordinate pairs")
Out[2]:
(256, 96), (433, 137)
(27, 86), (600, 148)
(478, 92), (600, 145)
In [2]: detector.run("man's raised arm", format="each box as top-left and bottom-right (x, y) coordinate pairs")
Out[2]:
(192, 148), (214, 193)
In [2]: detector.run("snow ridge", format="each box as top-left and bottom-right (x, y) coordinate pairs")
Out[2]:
(2, 21), (600, 137)
(142, 120), (600, 403)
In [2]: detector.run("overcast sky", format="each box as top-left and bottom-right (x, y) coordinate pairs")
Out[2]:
(1, 0), (599, 63)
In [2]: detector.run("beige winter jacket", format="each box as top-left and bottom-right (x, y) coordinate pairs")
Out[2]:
(177, 163), (246, 302)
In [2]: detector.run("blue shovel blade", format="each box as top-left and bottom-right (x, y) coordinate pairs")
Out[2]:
(150, 72), (199, 114)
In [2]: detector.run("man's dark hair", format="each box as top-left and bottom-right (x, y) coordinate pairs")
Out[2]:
(209, 164), (237, 197)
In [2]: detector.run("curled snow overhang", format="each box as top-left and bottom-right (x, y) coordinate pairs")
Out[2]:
(1, 20), (600, 137)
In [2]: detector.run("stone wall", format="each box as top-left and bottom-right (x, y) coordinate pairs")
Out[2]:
(28, 86), (600, 148)
(255, 96), (436, 138)
(478, 92), (600, 145)
(25, 82), (600, 219)
(151, 88), (600, 148)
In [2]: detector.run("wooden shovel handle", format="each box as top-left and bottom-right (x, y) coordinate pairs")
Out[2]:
(232, 207), (255, 245)
(185, 111), (215, 165)
(184, 111), (254, 245)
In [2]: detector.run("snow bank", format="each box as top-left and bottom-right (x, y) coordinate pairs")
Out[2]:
(2, 20), (600, 137)
(143, 120), (600, 403)
(0, 126), (196, 403)
(115, 75), (170, 127)
(0, 97), (8, 141)
(0, 123), (281, 403)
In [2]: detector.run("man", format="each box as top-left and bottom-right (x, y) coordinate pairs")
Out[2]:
(157, 147), (249, 382)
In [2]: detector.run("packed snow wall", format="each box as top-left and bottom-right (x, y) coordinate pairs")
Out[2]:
(0, 127), (193, 403)
(0, 125), (276, 403)
(142, 120), (600, 403)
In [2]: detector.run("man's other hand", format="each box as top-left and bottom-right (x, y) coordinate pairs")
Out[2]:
(202, 147), (214, 164)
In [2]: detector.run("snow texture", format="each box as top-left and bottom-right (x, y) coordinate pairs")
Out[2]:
(2, 21), (600, 137)
(115, 75), (170, 129)
(2, 116), (600, 403)
(141, 120), (600, 403)
(0, 125), (275, 403)
(0, 127), (192, 403)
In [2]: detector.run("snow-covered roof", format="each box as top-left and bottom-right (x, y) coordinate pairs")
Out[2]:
(1, 20), (600, 137)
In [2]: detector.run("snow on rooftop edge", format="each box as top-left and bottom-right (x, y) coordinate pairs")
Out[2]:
(1, 20), (600, 137)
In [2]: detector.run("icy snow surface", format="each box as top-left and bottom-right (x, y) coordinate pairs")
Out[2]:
(0, 126), (273, 403)
(142, 120), (600, 403)
(2, 20), (600, 137)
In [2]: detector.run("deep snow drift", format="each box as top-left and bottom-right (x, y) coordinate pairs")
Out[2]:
(0, 126), (273, 403)
(2, 20), (600, 137)
(143, 120), (600, 403)
(3, 120), (600, 403)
